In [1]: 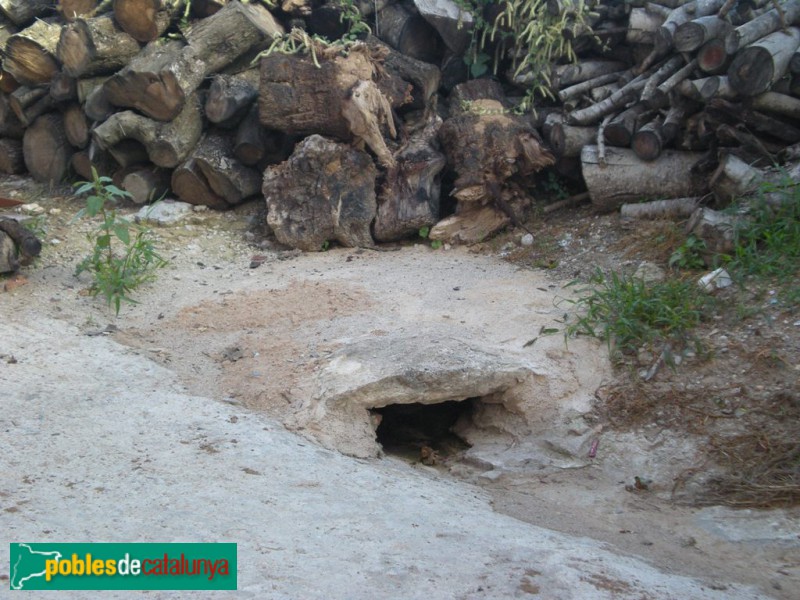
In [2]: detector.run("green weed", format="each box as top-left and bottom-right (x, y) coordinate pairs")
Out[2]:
(669, 235), (707, 270)
(73, 169), (167, 315)
(563, 269), (712, 360)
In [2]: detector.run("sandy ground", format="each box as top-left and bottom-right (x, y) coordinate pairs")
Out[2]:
(1, 182), (798, 597)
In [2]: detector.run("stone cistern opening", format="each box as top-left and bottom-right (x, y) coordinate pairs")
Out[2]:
(371, 399), (475, 463)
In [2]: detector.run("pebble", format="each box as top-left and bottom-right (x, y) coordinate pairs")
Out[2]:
(521, 233), (534, 246)
(20, 203), (45, 215)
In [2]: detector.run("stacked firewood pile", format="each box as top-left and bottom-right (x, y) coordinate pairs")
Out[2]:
(0, 1), (798, 251)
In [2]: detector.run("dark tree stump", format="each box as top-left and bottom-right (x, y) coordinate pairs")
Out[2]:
(205, 67), (260, 125)
(112, 0), (183, 43)
(172, 158), (228, 210)
(9, 85), (54, 127)
(262, 135), (377, 251)
(374, 115), (446, 242)
(63, 102), (90, 148)
(192, 131), (262, 205)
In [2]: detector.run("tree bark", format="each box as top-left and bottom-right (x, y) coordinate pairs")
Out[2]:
(82, 77), (115, 121)
(429, 205), (509, 245)
(0, 216), (41, 267)
(50, 73), (78, 101)
(93, 92), (203, 167)
(626, 5), (669, 45)
(558, 70), (626, 104)
(366, 35), (441, 112)
(374, 115), (446, 242)
(709, 152), (762, 206)
(0, 138), (25, 173)
(0, 93), (25, 138)
(413, 0), (472, 54)
(620, 197), (701, 219)
(581, 145), (707, 212)
(553, 60), (629, 89)
(0, 0), (53, 26)
(112, 0), (184, 43)
(71, 143), (119, 179)
(3, 19), (61, 86)
(697, 38), (729, 74)
(58, 13), (142, 78)
(233, 104), (292, 167)
(205, 67), (260, 125)
(656, 0), (726, 53)
(171, 158), (228, 209)
(604, 102), (651, 147)
(23, 112), (75, 184)
(749, 91), (800, 120)
(728, 27), (800, 97)
(106, 1), (282, 121)
(709, 97), (800, 142)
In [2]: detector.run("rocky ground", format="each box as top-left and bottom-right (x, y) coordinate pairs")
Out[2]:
(1, 175), (798, 598)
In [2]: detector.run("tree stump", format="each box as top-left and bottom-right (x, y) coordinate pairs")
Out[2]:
(374, 115), (446, 242)
(121, 165), (172, 204)
(171, 158), (228, 210)
(205, 67), (260, 125)
(112, 0), (183, 43)
(262, 135), (377, 251)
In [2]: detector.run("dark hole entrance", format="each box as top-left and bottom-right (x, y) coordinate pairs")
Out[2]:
(372, 400), (473, 464)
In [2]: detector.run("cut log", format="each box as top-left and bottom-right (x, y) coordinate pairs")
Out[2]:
(121, 165), (171, 204)
(553, 60), (629, 89)
(259, 44), (396, 167)
(93, 92), (203, 167)
(58, 14), (142, 78)
(549, 122), (598, 157)
(71, 144), (119, 179)
(0, 93), (25, 138)
(413, 0), (472, 54)
(641, 55), (685, 103)
(749, 91), (800, 120)
(0, 216), (42, 260)
(50, 73), (78, 101)
(205, 67), (260, 125)
(428, 204), (509, 245)
(558, 70), (626, 104)
(171, 158), (228, 209)
(366, 35), (441, 111)
(656, 0), (726, 53)
(233, 104), (292, 167)
(697, 38), (729, 74)
(448, 79), (508, 114)
(63, 102), (90, 148)
(626, 5), (669, 45)
(728, 27), (800, 97)
(106, 2), (282, 121)
(620, 197), (701, 219)
(9, 85), (54, 127)
(262, 135), (378, 251)
(604, 103), (651, 147)
(374, 114), (446, 242)
(674, 16), (732, 53)
(709, 97), (800, 142)
(567, 70), (649, 125)
(192, 131), (262, 205)
(23, 112), (75, 184)
(725, 2), (800, 55)
(112, 0), (184, 43)
(82, 79), (114, 121)
(0, 138), (25, 173)
(191, 0), (229, 18)
(631, 117), (669, 161)
(438, 99), (555, 204)
(0, 0), (53, 26)
(791, 49), (800, 74)
(580, 145), (707, 212)
(646, 58), (698, 108)
(376, 2), (441, 63)
(3, 19), (61, 86)
(709, 152), (762, 205)
(0, 230), (17, 273)
(58, 0), (101, 20)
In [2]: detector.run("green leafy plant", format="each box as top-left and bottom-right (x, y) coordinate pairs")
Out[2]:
(562, 269), (712, 360)
(73, 168), (167, 315)
(338, 0), (372, 40)
(669, 235), (707, 270)
(419, 226), (443, 249)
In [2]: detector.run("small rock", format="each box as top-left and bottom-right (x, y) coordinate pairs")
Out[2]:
(48, 208), (61, 215)
(698, 268), (732, 292)
(634, 261), (665, 282)
(520, 233), (534, 246)
(136, 200), (194, 226)
(20, 203), (45, 215)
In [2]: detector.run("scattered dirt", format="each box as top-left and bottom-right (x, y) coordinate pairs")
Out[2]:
(2, 175), (798, 598)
